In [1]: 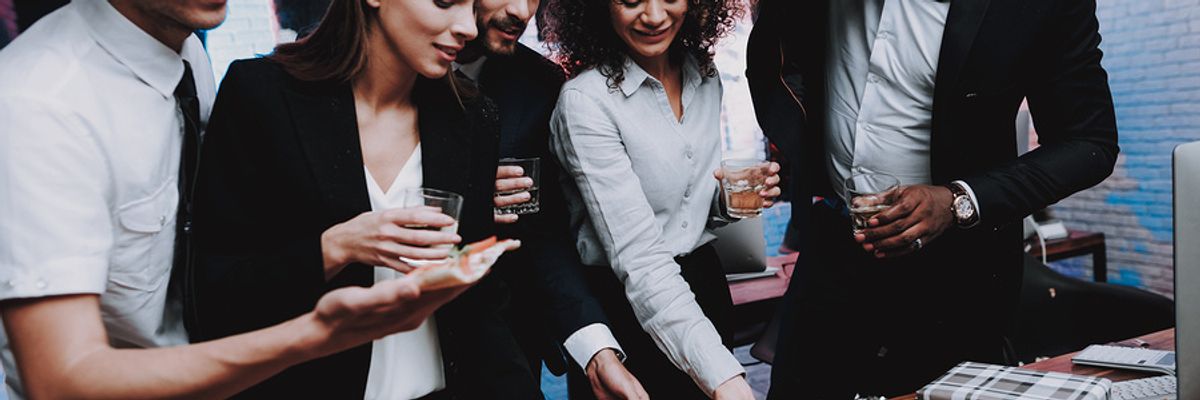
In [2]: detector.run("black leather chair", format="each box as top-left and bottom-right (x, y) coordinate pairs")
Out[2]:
(1013, 254), (1175, 363)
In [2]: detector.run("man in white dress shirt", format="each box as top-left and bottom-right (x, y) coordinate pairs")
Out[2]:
(0, 1), (476, 398)
(749, 0), (1119, 397)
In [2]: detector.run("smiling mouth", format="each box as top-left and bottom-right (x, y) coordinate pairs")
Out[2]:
(434, 44), (461, 61)
(633, 27), (669, 38)
(493, 23), (525, 40)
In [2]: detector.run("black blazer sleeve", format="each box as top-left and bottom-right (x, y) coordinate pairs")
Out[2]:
(962, 0), (1119, 226)
(530, 154), (609, 345)
(433, 93), (544, 399)
(515, 57), (609, 346)
(187, 60), (331, 341)
(483, 49), (609, 361)
(745, 0), (807, 160)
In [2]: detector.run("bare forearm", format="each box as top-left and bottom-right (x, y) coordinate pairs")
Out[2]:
(7, 271), (449, 399)
(18, 313), (323, 400)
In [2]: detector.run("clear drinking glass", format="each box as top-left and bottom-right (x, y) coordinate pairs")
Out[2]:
(844, 173), (901, 234)
(494, 157), (540, 215)
(720, 158), (771, 219)
(400, 187), (463, 247)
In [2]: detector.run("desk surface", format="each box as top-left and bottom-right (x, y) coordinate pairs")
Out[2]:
(1027, 230), (1105, 258)
(729, 253), (797, 305)
(892, 328), (1175, 400)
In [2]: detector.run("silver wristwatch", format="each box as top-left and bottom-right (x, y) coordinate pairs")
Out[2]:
(945, 182), (980, 229)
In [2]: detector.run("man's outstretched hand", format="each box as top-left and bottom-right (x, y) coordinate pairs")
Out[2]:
(586, 348), (649, 400)
(303, 276), (471, 358)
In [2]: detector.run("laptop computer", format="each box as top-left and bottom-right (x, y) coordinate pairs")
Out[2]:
(1172, 140), (1199, 399)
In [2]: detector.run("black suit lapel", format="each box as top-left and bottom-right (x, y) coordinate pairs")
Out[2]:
(479, 57), (534, 157)
(935, 0), (992, 107)
(282, 80), (373, 227)
(282, 78), (373, 288)
(417, 80), (475, 202)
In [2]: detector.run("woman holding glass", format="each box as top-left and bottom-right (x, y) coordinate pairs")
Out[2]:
(544, 0), (780, 398)
(186, 0), (539, 398)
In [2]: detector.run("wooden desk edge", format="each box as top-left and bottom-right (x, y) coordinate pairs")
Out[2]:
(729, 254), (797, 305)
(1027, 231), (1105, 257)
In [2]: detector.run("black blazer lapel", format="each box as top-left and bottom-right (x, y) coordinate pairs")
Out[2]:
(283, 80), (372, 225)
(934, 0), (992, 113)
(417, 81), (475, 206)
(479, 57), (539, 157)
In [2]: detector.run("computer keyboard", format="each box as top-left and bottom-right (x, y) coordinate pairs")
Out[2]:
(1071, 344), (1176, 375)
(1110, 375), (1177, 400)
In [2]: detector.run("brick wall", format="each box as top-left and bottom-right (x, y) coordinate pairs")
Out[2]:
(204, 0), (280, 84)
(1048, 0), (1200, 297)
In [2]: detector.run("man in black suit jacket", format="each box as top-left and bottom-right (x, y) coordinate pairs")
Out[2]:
(747, 0), (1120, 397)
(456, 0), (647, 399)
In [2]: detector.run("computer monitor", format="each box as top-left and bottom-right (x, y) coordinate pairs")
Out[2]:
(1173, 140), (1200, 398)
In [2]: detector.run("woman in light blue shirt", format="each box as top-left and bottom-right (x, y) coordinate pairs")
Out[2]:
(544, 1), (779, 398)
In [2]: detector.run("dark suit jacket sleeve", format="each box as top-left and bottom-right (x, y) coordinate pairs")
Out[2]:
(188, 60), (328, 341)
(962, 0), (1119, 226)
(519, 64), (610, 348)
(745, 0), (806, 160)
(439, 97), (544, 399)
(530, 151), (609, 345)
(485, 49), (609, 364)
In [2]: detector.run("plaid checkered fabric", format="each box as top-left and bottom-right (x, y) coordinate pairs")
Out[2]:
(918, 362), (1112, 400)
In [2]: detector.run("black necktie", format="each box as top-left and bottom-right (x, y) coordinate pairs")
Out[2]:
(171, 61), (201, 314)
(175, 60), (201, 212)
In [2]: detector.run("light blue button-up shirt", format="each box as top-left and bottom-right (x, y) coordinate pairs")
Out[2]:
(550, 56), (744, 395)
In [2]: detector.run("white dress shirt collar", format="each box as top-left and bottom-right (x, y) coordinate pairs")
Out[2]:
(80, 0), (188, 99)
(617, 55), (703, 101)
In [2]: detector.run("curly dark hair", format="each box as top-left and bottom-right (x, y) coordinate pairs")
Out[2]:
(542, 0), (744, 90)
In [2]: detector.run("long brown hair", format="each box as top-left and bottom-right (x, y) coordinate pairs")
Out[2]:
(270, 0), (371, 82)
(269, 0), (474, 104)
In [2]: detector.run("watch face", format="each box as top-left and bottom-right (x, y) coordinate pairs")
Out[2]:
(953, 196), (975, 220)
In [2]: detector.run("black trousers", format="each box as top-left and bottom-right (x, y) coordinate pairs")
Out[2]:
(567, 243), (734, 400)
(771, 201), (1014, 399)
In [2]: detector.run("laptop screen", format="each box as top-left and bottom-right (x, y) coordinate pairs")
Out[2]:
(1173, 141), (1200, 398)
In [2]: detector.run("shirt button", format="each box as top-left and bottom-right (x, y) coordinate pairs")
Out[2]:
(685, 150), (694, 159)
(867, 74), (881, 84)
(35, 280), (46, 290)
(682, 221), (689, 229)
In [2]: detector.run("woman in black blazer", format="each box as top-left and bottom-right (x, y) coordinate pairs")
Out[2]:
(183, 0), (540, 398)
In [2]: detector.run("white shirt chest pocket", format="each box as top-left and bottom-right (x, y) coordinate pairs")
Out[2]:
(110, 183), (178, 292)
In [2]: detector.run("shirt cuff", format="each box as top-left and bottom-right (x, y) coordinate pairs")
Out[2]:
(952, 180), (982, 220)
(693, 349), (747, 396)
(563, 323), (625, 370)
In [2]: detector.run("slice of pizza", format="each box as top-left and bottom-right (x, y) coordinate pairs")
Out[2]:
(410, 236), (520, 291)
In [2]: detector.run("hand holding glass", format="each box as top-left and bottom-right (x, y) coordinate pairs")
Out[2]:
(494, 157), (540, 215)
(845, 173), (901, 234)
(400, 188), (462, 259)
(719, 159), (771, 219)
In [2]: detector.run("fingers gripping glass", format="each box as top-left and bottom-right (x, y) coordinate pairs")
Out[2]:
(494, 157), (540, 215)
(844, 173), (901, 235)
(720, 159), (771, 219)
(398, 188), (463, 265)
